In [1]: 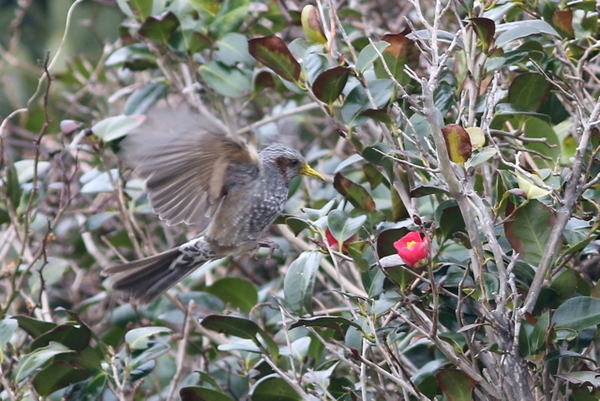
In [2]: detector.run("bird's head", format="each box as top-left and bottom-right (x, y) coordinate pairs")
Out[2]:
(260, 144), (324, 183)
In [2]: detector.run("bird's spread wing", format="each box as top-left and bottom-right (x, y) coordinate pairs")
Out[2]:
(121, 108), (261, 228)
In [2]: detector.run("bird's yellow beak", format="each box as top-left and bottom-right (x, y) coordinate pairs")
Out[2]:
(300, 163), (325, 181)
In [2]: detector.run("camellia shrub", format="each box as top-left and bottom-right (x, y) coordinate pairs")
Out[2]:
(1, 0), (599, 400)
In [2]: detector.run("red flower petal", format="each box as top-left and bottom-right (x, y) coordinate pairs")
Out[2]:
(393, 232), (429, 268)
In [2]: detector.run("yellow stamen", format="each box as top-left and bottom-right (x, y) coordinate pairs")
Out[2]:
(406, 240), (416, 249)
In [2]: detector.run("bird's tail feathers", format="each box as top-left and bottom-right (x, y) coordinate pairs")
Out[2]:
(103, 248), (205, 303)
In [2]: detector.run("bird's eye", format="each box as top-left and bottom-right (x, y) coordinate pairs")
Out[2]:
(290, 159), (300, 166)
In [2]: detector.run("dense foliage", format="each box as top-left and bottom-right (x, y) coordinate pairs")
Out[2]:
(1, 0), (600, 400)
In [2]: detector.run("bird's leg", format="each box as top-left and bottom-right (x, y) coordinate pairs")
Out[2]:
(237, 239), (282, 258)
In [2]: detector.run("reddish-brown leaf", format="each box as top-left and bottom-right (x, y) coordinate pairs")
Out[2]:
(441, 124), (472, 165)
(248, 36), (301, 83)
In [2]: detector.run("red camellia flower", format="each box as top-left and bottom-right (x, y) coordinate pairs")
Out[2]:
(393, 231), (429, 269)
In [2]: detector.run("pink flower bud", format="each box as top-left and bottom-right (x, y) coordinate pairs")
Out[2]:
(393, 231), (429, 269)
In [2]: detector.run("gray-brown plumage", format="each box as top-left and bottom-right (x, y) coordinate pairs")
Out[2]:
(102, 110), (323, 303)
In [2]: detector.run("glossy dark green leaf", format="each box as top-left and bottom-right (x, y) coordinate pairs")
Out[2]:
(362, 142), (394, 179)
(508, 73), (550, 112)
(486, 41), (544, 71)
(14, 316), (56, 339)
(92, 115), (146, 142)
(355, 41), (390, 72)
(124, 0), (153, 21)
(284, 216), (312, 236)
(125, 326), (171, 350)
(210, 0), (249, 36)
(105, 44), (157, 71)
(496, 20), (559, 47)
(434, 199), (466, 240)
(215, 33), (254, 66)
(180, 386), (235, 401)
(33, 361), (90, 397)
(201, 315), (279, 357)
(436, 369), (476, 401)
(469, 18), (495, 52)
(188, 0), (220, 16)
(312, 66), (350, 110)
(15, 342), (74, 382)
(333, 173), (376, 212)
(290, 316), (363, 337)
(327, 210), (366, 243)
(138, 11), (180, 43)
(410, 185), (448, 197)
(552, 296), (600, 331)
(124, 81), (169, 115)
(376, 228), (409, 258)
(185, 30), (212, 53)
(544, 349), (598, 365)
(251, 376), (303, 401)
(504, 200), (556, 266)
(5, 158), (21, 210)
(530, 311), (550, 354)
(248, 36), (301, 83)
(30, 323), (91, 352)
(283, 251), (323, 315)
(206, 277), (258, 313)
(198, 61), (251, 98)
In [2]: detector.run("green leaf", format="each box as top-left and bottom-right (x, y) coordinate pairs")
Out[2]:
(125, 326), (171, 350)
(206, 277), (258, 313)
(496, 20), (559, 47)
(188, 0), (220, 16)
(6, 158), (22, 210)
(312, 66), (350, 110)
(118, 0), (153, 20)
(327, 210), (366, 243)
(14, 315), (56, 338)
(30, 323), (91, 352)
(0, 317), (17, 363)
(124, 80), (169, 115)
(436, 369), (476, 401)
(504, 200), (556, 266)
(283, 251), (323, 315)
(355, 41), (390, 72)
(215, 33), (254, 66)
(209, 0), (249, 36)
(434, 199), (466, 240)
(92, 115), (146, 142)
(251, 376), (303, 401)
(198, 61), (251, 98)
(530, 311), (550, 353)
(138, 11), (180, 43)
(508, 73), (551, 112)
(201, 315), (278, 357)
(544, 349), (598, 365)
(333, 173), (376, 212)
(552, 296), (600, 331)
(180, 386), (235, 401)
(15, 342), (74, 383)
(248, 36), (301, 83)
(33, 361), (90, 397)
(105, 44), (157, 71)
(290, 316), (363, 337)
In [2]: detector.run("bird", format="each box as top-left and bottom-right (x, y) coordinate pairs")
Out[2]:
(102, 109), (324, 303)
